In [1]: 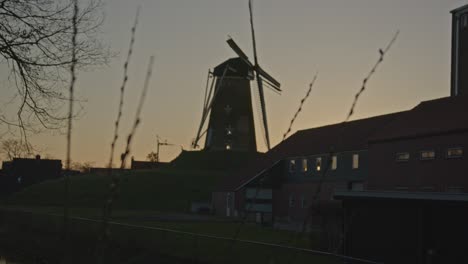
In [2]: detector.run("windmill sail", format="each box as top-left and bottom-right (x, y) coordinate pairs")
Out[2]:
(193, 0), (281, 152)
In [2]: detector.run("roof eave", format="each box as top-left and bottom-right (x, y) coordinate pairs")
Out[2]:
(335, 191), (468, 202)
(451, 4), (468, 14)
(234, 159), (282, 191)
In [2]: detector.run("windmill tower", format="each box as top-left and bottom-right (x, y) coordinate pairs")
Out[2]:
(192, 0), (281, 152)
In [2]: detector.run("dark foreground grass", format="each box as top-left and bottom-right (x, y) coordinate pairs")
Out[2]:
(0, 205), (315, 248)
(6, 168), (226, 212)
(0, 209), (339, 264)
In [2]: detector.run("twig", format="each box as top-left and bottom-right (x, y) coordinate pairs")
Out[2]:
(345, 30), (399, 121)
(119, 56), (154, 169)
(289, 30), (400, 263)
(63, 0), (79, 262)
(282, 73), (318, 141)
(223, 177), (265, 264)
(98, 56), (155, 262)
(108, 7), (140, 169)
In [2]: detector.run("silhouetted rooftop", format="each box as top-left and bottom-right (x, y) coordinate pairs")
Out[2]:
(451, 4), (468, 14)
(369, 95), (468, 142)
(217, 112), (406, 191)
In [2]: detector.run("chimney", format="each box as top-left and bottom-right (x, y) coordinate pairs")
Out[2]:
(451, 4), (468, 96)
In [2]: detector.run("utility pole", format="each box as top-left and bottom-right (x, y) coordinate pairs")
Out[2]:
(156, 135), (174, 162)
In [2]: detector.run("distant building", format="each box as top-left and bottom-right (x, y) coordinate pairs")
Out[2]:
(0, 155), (62, 195)
(130, 158), (169, 170)
(451, 4), (468, 96)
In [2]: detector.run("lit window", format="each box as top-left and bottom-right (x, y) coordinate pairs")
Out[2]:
(301, 195), (307, 208)
(331, 155), (337, 170)
(420, 150), (435, 160)
(302, 158), (308, 172)
(352, 154), (359, 169)
(396, 152), (410, 162)
(447, 147), (463, 158)
(316, 157), (322, 171)
(289, 160), (296, 172)
(289, 194), (295, 207)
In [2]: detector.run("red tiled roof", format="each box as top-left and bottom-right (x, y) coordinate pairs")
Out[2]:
(369, 95), (468, 142)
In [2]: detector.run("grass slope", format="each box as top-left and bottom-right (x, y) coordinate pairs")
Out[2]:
(6, 168), (226, 212)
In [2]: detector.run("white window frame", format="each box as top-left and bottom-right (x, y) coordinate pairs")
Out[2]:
(352, 154), (359, 169)
(331, 155), (337, 170)
(396, 152), (410, 162)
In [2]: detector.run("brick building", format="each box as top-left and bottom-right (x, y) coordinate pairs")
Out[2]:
(0, 155), (62, 195)
(334, 4), (468, 262)
(213, 112), (404, 226)
(212, 4), (468, 261)
(336, 95), (468, 264)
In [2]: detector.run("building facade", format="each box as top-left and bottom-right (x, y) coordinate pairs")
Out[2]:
(336, 95), (468, 263)
(451, 4), (468, 96)
(0, 155), (62, 195)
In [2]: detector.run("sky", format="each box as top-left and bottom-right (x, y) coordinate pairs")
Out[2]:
(1, 0), (467, 167)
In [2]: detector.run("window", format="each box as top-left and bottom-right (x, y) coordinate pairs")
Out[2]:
(396, 186), (409, 191)
(448, 186), (463, 193)
(301, 195), (307, 208)
(331, 155), (337, 170)
(289, 160), (296, 172)
(349, 182), (364, 191)
(421, 186), (435, 192)
(289, 194), (295, 207)
(447, 147), (463, 158)
(396, 152), (410, 162)
(226, 193), (231, 208)
(302, 158), (308, 172)
(352, 154), (359, 169)
(420, 150), (435, 160)
(463, 14), (468, 29)
(316, 157), (322, 171)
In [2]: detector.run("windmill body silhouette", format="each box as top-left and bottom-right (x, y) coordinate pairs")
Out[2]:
(192, 0), (281, 152)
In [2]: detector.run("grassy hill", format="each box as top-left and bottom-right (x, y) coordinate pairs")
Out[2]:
(6, 168), (227, 212)
(171, 150), (262, 170)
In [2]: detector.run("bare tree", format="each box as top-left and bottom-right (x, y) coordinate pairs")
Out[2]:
(71, 161), (94, 173)
(146, 151), (158, 162)
(0, 138), (33, 160)
(0, 0), (111, 140)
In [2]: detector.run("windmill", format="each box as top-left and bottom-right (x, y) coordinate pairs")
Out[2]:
(192, 0), (281, 152)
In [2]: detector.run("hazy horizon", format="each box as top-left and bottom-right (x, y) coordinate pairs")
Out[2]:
(1, 0), (467, 167)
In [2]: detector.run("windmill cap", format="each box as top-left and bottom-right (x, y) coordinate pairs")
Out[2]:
(213, 57), (254, 79)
